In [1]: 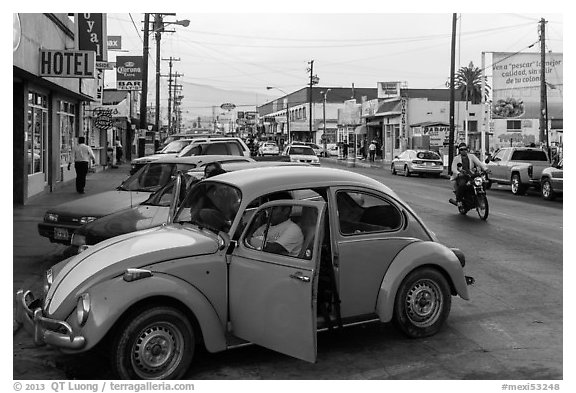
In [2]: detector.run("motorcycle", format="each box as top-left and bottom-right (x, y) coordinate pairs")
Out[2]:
(449, 168), (490, 220)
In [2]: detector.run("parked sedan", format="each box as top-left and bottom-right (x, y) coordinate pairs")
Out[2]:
(38, 155), (254, 245)
(258, 142), (280, 156)
(18, 166), (472, 379)
(282, 144), (320, 165)
(71, 161), (307, 249)
(391, 149), (444, 177)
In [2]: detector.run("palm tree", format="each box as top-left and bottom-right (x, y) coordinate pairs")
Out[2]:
(451, 61), (491, 104)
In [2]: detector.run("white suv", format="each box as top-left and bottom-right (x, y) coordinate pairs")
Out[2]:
(177, 137), (250, 158)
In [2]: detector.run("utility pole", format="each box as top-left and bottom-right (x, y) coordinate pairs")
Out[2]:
(154, 13), (163, 133)
(308, 60), (314, 141)
(162, 57), (180, 135)
(139, 13), (150, 132)
(539, 18), (550, 161)
(448, 13), (457, 175)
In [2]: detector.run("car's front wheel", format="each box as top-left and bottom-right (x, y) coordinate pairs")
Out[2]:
(112, 306), (195, 380)
(541, 179), (556, 200)
(393, 267), (451, 338)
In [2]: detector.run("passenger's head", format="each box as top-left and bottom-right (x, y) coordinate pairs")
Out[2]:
(78, 136), (86, 144)
(204, 162), (226, 178)
(270, 205), (292, 225)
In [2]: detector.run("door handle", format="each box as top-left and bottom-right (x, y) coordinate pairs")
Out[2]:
(290, 272), (310, 282)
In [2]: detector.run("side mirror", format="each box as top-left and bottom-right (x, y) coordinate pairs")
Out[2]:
(394, 156), (399, 159)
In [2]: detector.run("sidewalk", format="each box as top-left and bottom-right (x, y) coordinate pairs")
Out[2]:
(12, 163), (132, 333)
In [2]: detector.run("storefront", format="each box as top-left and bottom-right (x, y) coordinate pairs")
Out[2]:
(13, 14), (96, 204)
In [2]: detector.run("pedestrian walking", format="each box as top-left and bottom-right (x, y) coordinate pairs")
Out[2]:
(73, 136), (95, 194)
(115, 137), (123, 163)
(343, 140), (348, 158)
(369, 140), (377, 162)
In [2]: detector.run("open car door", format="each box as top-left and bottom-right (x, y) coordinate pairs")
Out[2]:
(229, 199), (326, 363)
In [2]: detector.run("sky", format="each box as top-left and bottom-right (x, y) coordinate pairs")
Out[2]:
(100, 7), (564, 112)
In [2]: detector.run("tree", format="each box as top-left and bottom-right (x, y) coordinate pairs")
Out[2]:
(447, 62), (491, 104)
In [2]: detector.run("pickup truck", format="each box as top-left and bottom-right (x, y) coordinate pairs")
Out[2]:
(485, 147), (550, 195)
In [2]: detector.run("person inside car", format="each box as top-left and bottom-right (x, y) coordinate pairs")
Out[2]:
(249, 204), (303, 257)
(450, 142), (488, 207)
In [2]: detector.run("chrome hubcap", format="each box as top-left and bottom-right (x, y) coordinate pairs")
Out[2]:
(132, 323), (183, 379)
(405, 279), (442, 327)
(542, 182), (551, 197)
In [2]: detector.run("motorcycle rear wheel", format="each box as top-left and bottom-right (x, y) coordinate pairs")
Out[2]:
(476, 194), (489, 220)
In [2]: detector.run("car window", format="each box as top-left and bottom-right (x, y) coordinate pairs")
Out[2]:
(511, 150), (548, 161)
(336, 190), (402, 235)
(492, 149), (505, 161)
(205, 143), (229, 155)
(228, 142), (242, 156)
(174, 181), (242, 233)
(121, 163), (195, 192)
(143, 174), (197, 207)
(290, 146), (315, 155)
(416, 151), (441, 160)
(244, 204), (318, 260)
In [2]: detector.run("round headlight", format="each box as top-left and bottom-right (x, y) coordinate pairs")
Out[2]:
(474, 177), (483, 186)
(76, 293), (90, 326)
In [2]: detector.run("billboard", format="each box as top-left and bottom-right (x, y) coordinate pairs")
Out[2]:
(491, 52), (562, 120)
(116, 56), (143, 90)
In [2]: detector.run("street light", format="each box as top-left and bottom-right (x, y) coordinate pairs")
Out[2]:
(320, 89), (331, 156)
(266, 86), (290, 144)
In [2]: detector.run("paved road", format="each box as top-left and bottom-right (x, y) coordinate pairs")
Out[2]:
(12, 159), (564, 381)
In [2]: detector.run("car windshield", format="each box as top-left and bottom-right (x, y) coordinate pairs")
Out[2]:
(119, 163), (197, 192)
(416, 151), (441, 160)
(141, 174), (199, 207)
(161, 140), (191, 154)
(173, 181), (242, 234)
(289, 146), (315, 155)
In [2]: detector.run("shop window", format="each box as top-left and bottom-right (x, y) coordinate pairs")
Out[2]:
(58, 100), (77, 170)
(26, 92), (48, 177)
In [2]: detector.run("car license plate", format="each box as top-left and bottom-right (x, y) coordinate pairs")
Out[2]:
(54, 227), (69, 240)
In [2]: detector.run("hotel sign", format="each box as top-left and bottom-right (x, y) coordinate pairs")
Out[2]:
(39, 50), (95, 78)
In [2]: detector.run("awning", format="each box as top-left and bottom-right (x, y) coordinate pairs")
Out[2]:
(354, 125), (367, 135)
(366, 121), (381, 126)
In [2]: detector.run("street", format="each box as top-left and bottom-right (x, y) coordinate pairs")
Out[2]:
(13, 160), (563, 380)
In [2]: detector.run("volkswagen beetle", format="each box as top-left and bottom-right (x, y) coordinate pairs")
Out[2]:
(17, 166), (473, 379)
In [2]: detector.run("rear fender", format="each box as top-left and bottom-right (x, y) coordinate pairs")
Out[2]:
(74, 273), (226, 353)
(375, 241), (469, 323)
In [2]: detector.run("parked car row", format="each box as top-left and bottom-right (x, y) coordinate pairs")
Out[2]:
(20, 157), (475, 380)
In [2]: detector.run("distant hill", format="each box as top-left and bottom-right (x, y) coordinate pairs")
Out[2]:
(177, 81), (275, 118)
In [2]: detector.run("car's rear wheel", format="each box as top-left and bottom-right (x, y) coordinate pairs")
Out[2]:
(394, 267), (451, 338)
(404, 165), (410, 177)
(541, 179), (556, 200)
(511, 174), (525, 195)
(112, 306), (195, 380)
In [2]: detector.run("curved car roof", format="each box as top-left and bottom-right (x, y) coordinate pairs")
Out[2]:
(211, 166), (398, 200)
(152, 155), (254, 165)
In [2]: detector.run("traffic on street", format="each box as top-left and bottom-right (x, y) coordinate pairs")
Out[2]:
(13, 156), (563, 381)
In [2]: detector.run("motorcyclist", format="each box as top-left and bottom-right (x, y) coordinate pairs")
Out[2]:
(450, 143), (488, 208)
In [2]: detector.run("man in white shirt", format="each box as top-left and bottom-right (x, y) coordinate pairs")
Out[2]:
(250, 205), (303, 257)
(72, 136), (96, 194)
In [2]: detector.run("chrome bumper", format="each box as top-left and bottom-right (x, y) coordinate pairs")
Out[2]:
(15, 289), (86, 350)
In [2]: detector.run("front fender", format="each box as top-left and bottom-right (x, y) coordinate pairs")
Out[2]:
(68, 273), (227, 353)
(375, 241), (469, 323)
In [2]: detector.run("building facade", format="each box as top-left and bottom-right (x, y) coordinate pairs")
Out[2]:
(13, 13), (97, 204)
(257, 87), (378, 145)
